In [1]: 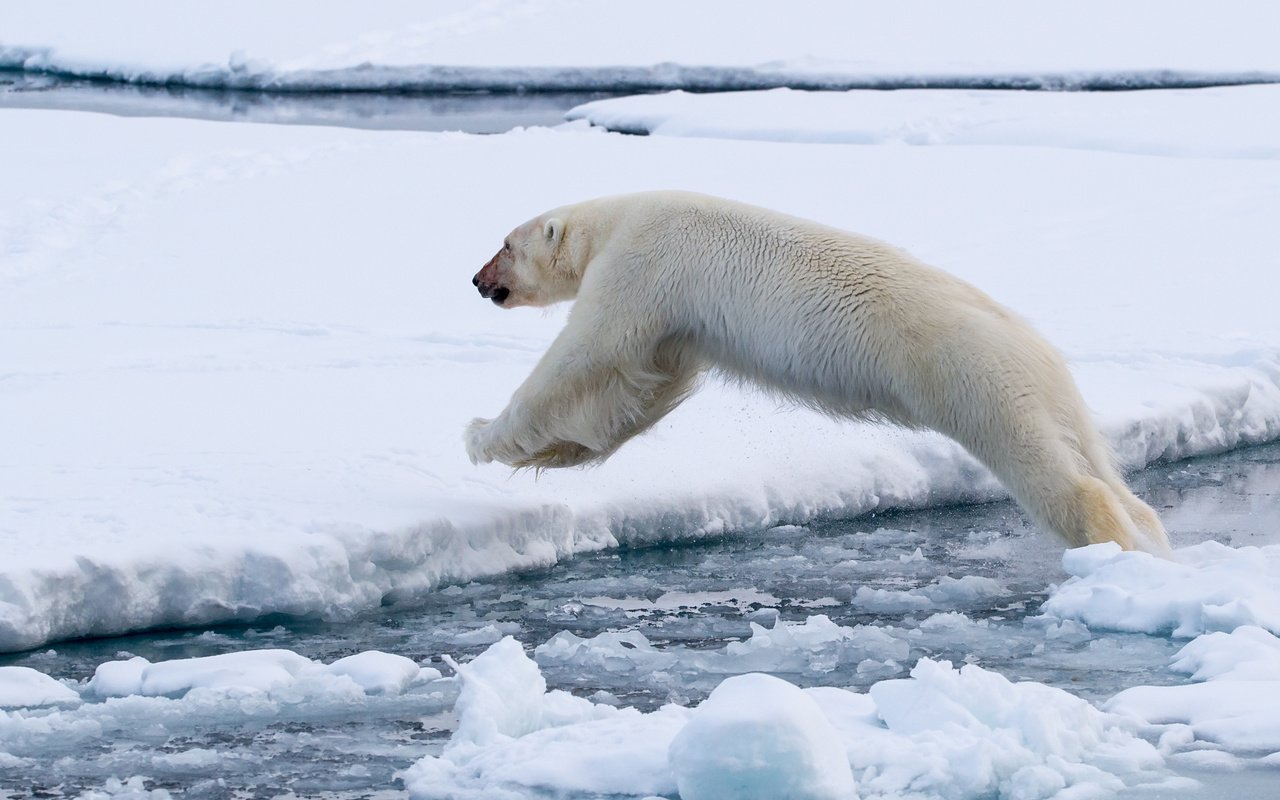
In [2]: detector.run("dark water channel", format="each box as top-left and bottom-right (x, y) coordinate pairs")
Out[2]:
(0, 74), (610, 133)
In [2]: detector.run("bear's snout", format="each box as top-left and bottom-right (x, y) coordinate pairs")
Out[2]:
(473, 272), (510, 305)
(473, 256), (512, 305)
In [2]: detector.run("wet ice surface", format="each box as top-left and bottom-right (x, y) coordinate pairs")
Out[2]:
(2, 442), (1279, 798)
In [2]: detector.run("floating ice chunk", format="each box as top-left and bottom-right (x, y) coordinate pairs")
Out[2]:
(84, 647), (440, 700)
(853, 658), (1163, 799)
(1043, 542), (1280, 637)
(449, 635), (551, 746)
(853, 586), (934, 612)
(327, 650), (435, 695)
(534, 616), (907, 680)
(536, 629), (680, 674)
(405, 705), (686, 799)
(74, 776), (171, 800)
(406, 636), (682, 799)
(854, 575), (1006, 613)
(86, 649), (314, 698)
(704, 615), (907, 675)
(409, 637), (1167, 800)
(581, 588), (781, 614)
(448, 622), (522, 646)
(668, 673), (857, 800)
(1168, 625), (1280, 682)
(0, 665), (80, 708)
(1107, 626), (1280, 752)
(449, 636), (618, 748)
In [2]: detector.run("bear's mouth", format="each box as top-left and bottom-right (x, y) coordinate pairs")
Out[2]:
(475, 281), (510, 305)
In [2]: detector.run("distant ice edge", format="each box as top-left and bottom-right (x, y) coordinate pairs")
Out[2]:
(1, 354), (1278, 653)
(3, 54), (1280, 93)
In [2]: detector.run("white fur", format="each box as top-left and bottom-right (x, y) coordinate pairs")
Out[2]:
(466, 191), (1169, 553)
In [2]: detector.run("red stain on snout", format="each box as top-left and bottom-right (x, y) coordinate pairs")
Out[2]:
(474, 252), (502, 287)
(473, 248), (512, 305)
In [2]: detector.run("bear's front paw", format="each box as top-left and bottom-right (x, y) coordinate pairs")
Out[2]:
(513, 441), (596, 470)
(464, 417), (496, 465)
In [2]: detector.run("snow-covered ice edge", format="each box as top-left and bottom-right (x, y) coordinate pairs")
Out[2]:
(4, 355), (1277, 654)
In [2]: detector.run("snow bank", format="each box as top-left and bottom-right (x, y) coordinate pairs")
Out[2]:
(569, 85), (1280, 159)
(2, 102), (1279, 650)
(3, 1), (1279, 92)
(1108, 626), (1280, 753)
(1040, 542), (1280, 637)
(404, 637), (1164, 799)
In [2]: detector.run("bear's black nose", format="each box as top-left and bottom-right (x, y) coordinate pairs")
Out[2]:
(472, 275), (480, 287)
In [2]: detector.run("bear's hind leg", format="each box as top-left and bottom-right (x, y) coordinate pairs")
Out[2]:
(1031, 474), (1138, 551)
(1110, 483), (1172, 555)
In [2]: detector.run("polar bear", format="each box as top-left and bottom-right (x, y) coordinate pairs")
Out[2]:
(466, 191), (1168, 553)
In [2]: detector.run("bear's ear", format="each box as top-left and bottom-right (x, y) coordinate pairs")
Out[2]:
(543, 218), (564, 245)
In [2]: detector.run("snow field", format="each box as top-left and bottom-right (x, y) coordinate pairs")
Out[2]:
(568, 85), (1280, 159)
(4, 1), (1280, 91)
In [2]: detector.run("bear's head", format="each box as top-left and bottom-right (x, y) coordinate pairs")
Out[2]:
(472, 213), (574, 309)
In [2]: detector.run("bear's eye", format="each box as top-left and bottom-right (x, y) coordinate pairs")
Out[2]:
(502, 240), (511, 252)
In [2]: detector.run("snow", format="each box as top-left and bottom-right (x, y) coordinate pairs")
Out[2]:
(2, 91), (1279, 650)
(4, 1), (1279, 91)
(568, 85), (1280, 159)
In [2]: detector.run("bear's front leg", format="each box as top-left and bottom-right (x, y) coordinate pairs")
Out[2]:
(465, 301), (700, 470)
(513, 441), (596, 470)
(464, 417), (499, 465)
(466, 416), (547, 466)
